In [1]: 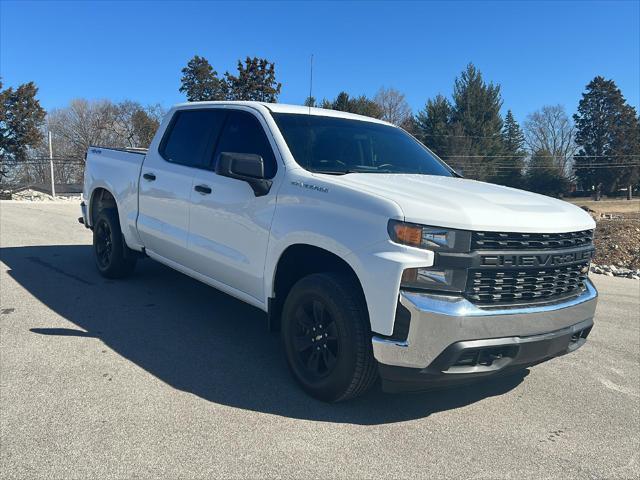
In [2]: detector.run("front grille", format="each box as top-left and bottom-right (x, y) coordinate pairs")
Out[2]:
(472, 230), (593, 250)
(465, 262), (589, 305)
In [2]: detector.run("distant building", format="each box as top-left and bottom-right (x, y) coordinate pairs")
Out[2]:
(7, 184), (83, 200)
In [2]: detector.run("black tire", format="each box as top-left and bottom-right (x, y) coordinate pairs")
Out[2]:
(281, 273), (378, 402)
(93, 209), (136, 278)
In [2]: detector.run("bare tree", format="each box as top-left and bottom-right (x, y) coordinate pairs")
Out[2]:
(374, 86), (412, 126)
(524, 105), (578, 176)
(111, 101), (165, 148)
(47, 99), (165, 155)
(47, 99), (120, 159)
(18, 99), (167, 187)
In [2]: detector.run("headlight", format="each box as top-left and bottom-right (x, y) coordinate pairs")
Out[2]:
(388, 220), (470, 292)
(400, 266), (467, 292)
(387, 220), (457, 250)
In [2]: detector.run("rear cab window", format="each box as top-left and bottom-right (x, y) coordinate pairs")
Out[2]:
(159, 109), (226, 169)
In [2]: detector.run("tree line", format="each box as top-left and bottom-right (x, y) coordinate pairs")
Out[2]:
(0, 79), (163, 185)
(411, 67), (639, 197)
(177, 56), (640, 197)
(1, 56), (638, 198)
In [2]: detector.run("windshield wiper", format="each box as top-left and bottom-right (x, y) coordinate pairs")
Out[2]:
(310, 169), (353, 175)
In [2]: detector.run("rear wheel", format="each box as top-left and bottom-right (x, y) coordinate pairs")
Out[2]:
(281, 273), (377, 402)
(93, 209), (136, 278)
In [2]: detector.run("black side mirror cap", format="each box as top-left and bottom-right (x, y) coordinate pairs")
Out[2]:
(216, 152), (273, 197)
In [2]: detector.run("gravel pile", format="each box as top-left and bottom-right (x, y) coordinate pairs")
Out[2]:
(590, 215), (640, 280)
(8, 189), (81, 202)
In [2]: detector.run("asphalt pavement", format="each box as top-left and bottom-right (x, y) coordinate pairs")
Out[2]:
(1, 201), (638, 479)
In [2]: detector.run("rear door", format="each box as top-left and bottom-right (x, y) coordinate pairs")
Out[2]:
(185, 108), (281, 301)
(137, 109), (226, 265)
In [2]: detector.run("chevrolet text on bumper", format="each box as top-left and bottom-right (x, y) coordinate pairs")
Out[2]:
(80, 100), (598, 402)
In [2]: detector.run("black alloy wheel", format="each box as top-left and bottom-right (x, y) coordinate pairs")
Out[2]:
(281, 273), (378, 402)
(94, 219), (113, 270)
(92, 208), (136, 278)
(292, 298), (340, 380)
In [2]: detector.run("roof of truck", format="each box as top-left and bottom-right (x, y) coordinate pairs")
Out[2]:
(172, 101), (393, 126)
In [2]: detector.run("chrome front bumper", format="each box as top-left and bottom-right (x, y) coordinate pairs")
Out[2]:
(372, 280), (598, 370)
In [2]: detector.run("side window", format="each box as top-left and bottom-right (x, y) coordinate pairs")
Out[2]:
(160, 109), (226, 169)
(214, 110), (277, 178)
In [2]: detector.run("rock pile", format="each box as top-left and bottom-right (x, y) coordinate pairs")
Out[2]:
(590, 263), (640, 280)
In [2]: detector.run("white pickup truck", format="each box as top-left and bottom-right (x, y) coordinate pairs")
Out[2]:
(81, 101), (598, 401)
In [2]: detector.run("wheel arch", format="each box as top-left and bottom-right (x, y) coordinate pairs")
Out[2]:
(89, 187), (118, 226)
(268, 243), (368, 331)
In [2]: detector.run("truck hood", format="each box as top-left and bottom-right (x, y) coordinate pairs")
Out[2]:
(322, 173), (595, 233)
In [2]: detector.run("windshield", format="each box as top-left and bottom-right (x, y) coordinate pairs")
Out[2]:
(272, 113), (453, 176)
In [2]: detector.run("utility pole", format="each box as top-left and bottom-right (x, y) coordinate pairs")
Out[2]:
(48, 131), (56, 198)
(308, 54), (313, 114)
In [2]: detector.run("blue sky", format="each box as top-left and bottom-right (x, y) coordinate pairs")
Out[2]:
(1, 0), (638, 123)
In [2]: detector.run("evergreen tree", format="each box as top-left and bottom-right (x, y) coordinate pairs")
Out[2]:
(497, 110), (526, 187)
(225, 57), (282, 102)
(323, 92), (383, 118)
(0, 80), (46, 182)
(304, 96), (316, 107)
(574, 76), (640, 194)
(525, 149), (570, 196)
(400, 115), (417, 136)
(349, 95), (383, 118)
(320, 98), (333, 109)
(449, 63), (504, 180)
(331, 92), (352, 112)
(179, 56), (227, 101)
(414, 94), (452, 159)
(130, 108), (161, 148)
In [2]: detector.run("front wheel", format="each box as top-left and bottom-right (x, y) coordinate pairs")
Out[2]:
(281, 273), (378, 402)
(93, 209), (136, 278)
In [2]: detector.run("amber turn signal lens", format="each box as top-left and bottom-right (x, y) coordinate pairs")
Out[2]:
(393, 223), (422, 247)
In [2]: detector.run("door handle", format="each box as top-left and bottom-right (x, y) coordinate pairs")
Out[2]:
(143, 172), (156, 181)
(194, 184), (212, 195)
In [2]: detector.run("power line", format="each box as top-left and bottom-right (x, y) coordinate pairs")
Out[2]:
(419, 133), (503, 139)
(11, 152), (640, 160)
(448, 162), (639, 167)
(5, 161), (84, 165)
(439, 154), (639, 159)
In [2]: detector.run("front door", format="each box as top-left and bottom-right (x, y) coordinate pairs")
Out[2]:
(186, 108), (281, 302)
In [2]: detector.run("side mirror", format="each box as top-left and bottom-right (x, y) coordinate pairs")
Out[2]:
(216, 152), (272, 197)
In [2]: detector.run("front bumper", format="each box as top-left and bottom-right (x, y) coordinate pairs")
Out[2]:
(372, 280), (598, 392)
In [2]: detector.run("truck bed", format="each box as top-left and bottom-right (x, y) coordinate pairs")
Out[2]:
(83, 146), (147, 250)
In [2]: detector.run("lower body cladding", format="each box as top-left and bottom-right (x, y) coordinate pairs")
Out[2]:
(372, 280), (598, 393)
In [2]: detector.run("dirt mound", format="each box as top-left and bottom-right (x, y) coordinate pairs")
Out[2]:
(593, 217), (640, 270)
